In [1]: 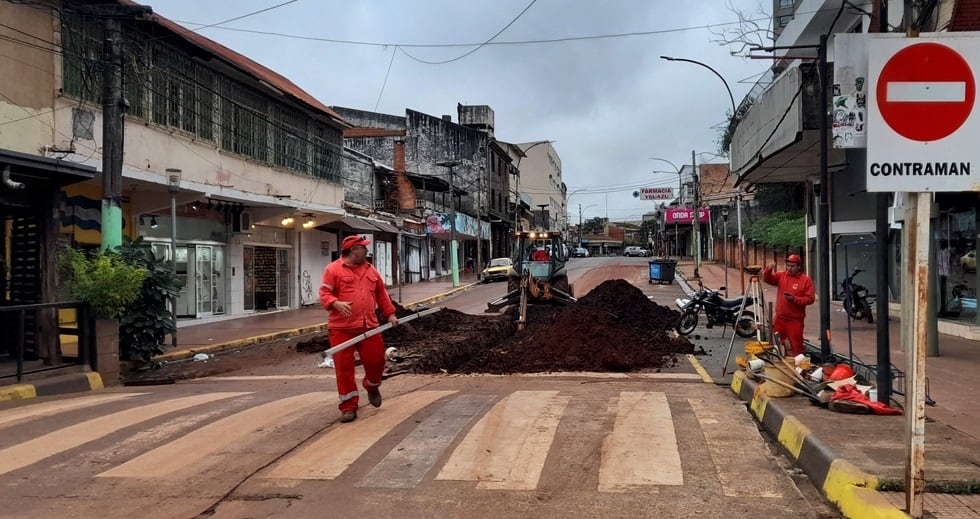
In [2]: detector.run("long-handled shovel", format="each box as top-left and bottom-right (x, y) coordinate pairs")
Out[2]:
(317, 307), (442, 367)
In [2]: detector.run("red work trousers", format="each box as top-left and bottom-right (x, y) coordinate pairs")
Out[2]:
(329, 327), (385, 413)
(772, 316), (805, 356)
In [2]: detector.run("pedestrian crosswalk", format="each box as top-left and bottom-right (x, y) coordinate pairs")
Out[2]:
(0, 386), (788, 499)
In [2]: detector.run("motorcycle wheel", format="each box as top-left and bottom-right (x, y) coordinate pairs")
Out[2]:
(863, 303), (874, 324)
(676, 308), (699, 336)
(734, 310), (757, 338)
(844, 298), (864, 320)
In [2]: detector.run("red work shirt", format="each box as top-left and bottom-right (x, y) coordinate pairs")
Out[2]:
(763, 266), (816, 321)
(319, 258), (396, 331)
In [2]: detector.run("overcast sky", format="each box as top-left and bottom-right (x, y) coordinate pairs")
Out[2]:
(148, 0), (774, 223)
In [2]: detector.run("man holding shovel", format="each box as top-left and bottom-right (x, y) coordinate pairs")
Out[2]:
(319, 235), (398, 423)
(763, 254), (815, 357)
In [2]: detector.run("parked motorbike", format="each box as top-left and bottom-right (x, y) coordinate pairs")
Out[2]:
(840, 267), (874, 324)
(674, 282), (757, 338)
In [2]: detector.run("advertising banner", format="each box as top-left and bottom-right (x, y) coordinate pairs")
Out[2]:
(665, 207), (709, 224)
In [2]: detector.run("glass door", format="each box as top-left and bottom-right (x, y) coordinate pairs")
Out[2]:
(243, 246), (255, 311)
(195, 245), (214, 316)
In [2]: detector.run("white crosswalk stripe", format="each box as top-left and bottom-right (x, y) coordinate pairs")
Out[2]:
(0, 387), (784, 498)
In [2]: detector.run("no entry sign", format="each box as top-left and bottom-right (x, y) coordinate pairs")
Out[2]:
(876, 42), (975, 142)
(867, 35), (980, 192)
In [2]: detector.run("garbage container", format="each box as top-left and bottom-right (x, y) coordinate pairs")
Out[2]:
(648, 258), (677, 284)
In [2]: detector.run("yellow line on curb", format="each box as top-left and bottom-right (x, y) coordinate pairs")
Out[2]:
(686, 354), (713, 383)
(0, 384), (37, 401)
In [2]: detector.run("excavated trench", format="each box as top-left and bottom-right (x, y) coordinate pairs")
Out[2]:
(297, 279), (695, 375)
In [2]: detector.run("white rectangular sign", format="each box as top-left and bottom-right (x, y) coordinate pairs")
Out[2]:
(867, 33), (980, 192)
(639, 187), (674, 200)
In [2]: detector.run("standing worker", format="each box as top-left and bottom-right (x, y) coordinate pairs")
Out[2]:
(319, 235), (398, 423)
(763, 254), (816, 356)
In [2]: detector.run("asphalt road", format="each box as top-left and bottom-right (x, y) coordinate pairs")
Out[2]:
(0, 256), (839, 519)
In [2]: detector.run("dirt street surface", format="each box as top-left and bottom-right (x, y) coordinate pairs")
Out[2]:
(123, 278), (697, 383)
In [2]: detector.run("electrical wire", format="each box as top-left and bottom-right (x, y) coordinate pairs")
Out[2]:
(374, 45), (397, 111)
(396, 0), (537, 65)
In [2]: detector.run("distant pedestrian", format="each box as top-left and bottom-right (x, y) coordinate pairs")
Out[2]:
(763, 254), (815, 356)
(319, 235), (398, 423)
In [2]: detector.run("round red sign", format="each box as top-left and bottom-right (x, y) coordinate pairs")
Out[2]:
(876, 42), (976, 142)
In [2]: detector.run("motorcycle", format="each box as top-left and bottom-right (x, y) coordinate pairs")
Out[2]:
(674, 282), (757, 338)
(840, 267), (874, 324)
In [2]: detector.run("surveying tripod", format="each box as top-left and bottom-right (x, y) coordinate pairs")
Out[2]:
(721, 266), (769, 376)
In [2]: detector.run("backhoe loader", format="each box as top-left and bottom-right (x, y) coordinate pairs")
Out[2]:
(487, 230), (576, 329)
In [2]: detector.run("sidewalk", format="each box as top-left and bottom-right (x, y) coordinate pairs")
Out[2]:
(0, 272), (482, 401)
(676, 258), (980, 518)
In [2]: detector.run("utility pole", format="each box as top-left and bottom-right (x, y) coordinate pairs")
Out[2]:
(87, 4), (151, 250)
(691, 150), (701, 279)
(100, 17), (124, 250)
(437, 160), (462, 287)
(476, 167), (483, 279)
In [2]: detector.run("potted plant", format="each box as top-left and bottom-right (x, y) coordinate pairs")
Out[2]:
(60, 245), (146, 382)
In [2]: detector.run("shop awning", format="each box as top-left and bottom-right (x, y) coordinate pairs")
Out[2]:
(369, 220), (400, 234)
(338, 216), (380, 232)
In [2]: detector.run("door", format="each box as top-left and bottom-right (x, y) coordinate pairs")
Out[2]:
(243, 246), (255, 311)
(277, 248), (290, 308)
(196, 245), (214, 317)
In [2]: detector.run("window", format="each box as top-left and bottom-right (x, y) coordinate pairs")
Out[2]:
(779, 0), (794, 8)
(778, 15), (793, 28)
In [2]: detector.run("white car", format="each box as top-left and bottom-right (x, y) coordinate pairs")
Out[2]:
(624, 246), (649, 257)
(572, 247), (589, 258)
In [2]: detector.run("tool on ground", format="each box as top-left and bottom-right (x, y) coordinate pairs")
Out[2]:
(721, 266), (768, 376)
(317, 307), (442, 366)
(486, 230), (576, 330)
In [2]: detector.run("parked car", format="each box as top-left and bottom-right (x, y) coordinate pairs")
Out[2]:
(481, 257), (515, 282)
(624, 246), (649, 257)
(962, 250), (976, 272)
(572, 247), (589, 258)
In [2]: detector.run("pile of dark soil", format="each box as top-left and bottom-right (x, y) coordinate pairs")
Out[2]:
(297, 279), (693, 375)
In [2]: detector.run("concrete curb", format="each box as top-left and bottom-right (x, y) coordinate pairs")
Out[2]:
(149, 282), (481, 364)
(402, 281), (481, 310)
(0, 372), (103, 401)
(730, 371), (907, 519)
(152, 323), (330, 363)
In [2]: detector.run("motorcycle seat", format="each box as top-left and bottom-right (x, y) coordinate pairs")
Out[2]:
(715, 296), (753, 308)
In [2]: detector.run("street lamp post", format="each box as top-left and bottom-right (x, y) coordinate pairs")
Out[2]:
(650, 157), (683, 259)
(436, 160), (462, 287)
(165, 168), (181, 347)
(578, 203), (597, 247)
(660, 56), (737, 280)
(721, 205), (730, 297)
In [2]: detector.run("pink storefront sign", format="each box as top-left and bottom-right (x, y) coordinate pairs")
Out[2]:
(665, 207), (709, 224)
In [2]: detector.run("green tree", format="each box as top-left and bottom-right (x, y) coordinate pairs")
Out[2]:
(744, 211), (805, 249)
(583, 217), (606, 235)
(60, 247), (146, 320)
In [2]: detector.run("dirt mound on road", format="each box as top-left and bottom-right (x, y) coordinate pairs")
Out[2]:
(358, 278), (691, 375)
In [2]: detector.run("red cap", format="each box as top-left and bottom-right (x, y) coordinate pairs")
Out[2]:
(341, 235), (371, 250)
(786, 254), (802, 265)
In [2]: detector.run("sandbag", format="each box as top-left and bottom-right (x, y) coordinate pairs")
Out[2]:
(759, 366), (795, 398)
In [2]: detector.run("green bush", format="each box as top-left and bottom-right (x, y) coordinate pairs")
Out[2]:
(60, 247), (146, 320)
(116, 238), (182, 363)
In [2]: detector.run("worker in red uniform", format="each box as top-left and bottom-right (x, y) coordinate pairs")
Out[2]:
(319, 235), (398, 423)
(763, 254), (815, 356)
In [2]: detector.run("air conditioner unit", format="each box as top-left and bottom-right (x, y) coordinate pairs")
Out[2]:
(232, 211), (252, 233)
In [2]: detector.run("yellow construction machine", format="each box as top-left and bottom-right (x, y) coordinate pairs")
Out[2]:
(486, 230), (577, 329)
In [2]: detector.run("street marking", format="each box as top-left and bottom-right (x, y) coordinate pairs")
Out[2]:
(436, 390), (569, 490)
(192, 375), (333, 382)
(356, 394), (496, 488)
(0, 393), (145, 429)
(262, 390), (456, 480)
(0, 392), (248, 475)
(690, 397), (784, 497)
(98, 392), (330, 478)
(887, 81), (966, 102)
(599, 391), (682, 492)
